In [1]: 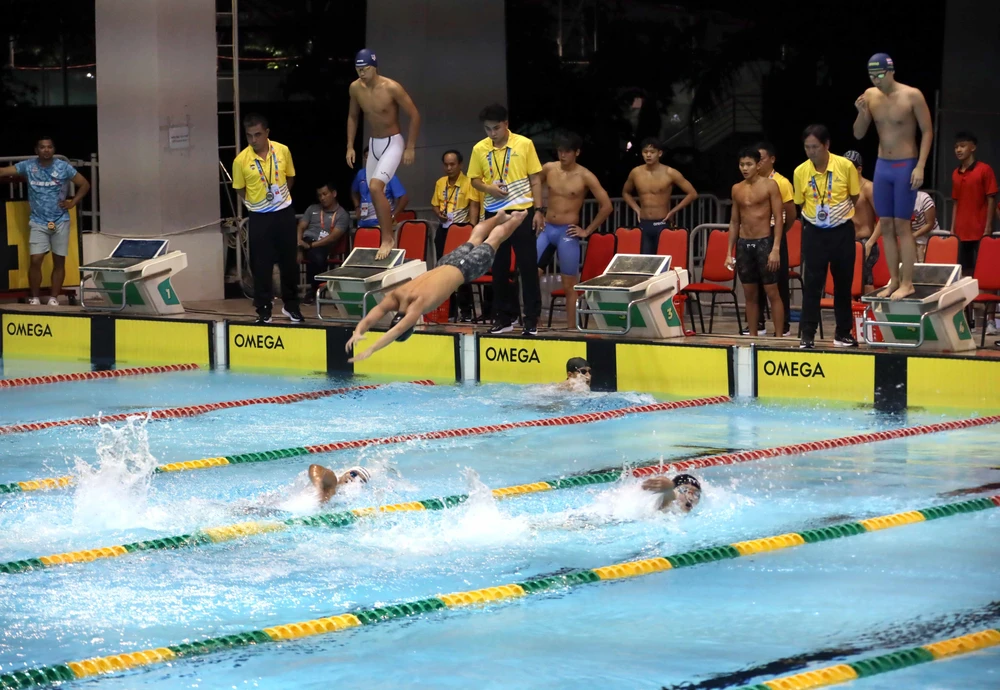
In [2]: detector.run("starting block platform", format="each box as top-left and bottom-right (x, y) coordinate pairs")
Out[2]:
(79, 238), (187, 314)
(861, 263), (979, 351)
(575, 253), (689, 337)
(314, 247), (426, 323)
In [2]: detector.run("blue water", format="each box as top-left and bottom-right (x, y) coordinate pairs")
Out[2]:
(1, 364), (998, 689)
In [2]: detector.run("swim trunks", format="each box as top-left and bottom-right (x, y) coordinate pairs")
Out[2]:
(638, 219), (668, 255)
(873, 157), (918, 220)
(536, 222), (582, 276)
(736, 236), (777, 285)
(366, 133), (405, 187)
(438, 242), (497, 284)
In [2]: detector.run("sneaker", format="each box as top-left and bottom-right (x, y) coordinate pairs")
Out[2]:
(255, 308), (272, 325)
(27, 297), (40, 305)
(740, 328), (767, 336)
(522, 323), (538, 336)
(47, 297), (59, 306)
(282, 307), (304, 323)
(799, 335), (815, 349)
(783, 328), (792, 337)
(987, 322), (999, 336)
(458, 313), (474, 323)
(488, 321), (513, 334)
(833, 334), (859, 348)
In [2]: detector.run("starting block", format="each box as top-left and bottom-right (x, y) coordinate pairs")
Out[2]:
(79, 238), (186, 314)
(861, 263), (978, 351)
(575, 254), (689, 337)
(314, 247), (426, 323)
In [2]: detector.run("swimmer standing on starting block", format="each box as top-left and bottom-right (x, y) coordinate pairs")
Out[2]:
(308, 464), (371, 504)
(346, 210), (527, 362)
(346, 49), (421, 260)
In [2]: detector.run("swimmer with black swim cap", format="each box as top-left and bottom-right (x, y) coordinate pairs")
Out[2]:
(308, 463), (371, 504)
(557, 357), (592, 391)
(641, 473), (702, 513)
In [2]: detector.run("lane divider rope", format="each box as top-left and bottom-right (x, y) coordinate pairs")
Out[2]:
(2, 494), (996, 689)
(4, 414), (999, 574)
(0, 381), (434, 436)
(734, 627), (1000, 690)
(0, 363), (200, 389)
(0, 395), (731, 495)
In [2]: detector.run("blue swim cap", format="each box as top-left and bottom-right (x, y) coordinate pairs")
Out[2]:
(355, 49), (378, 69)
(391, 312), (413, 342)
(867, 53), (894, 72)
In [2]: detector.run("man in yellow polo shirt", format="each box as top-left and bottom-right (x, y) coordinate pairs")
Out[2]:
(468, 103), (545, 335)
(232, 113), (302, 324)
(749, 141), (797, 337)
(432, 149), (481, 322)
(793, 124), (861, 349)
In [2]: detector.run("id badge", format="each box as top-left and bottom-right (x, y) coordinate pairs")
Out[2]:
(446, 211), (455, 222)
(267, 185), (282, 203)
(496, 181), (508, 194)
(360, 202), (371, 218)
(816, 208), (829, 222)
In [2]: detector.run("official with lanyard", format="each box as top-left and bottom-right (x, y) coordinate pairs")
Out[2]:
(792, 124), (861, 349)
(232, 113), (303, 324)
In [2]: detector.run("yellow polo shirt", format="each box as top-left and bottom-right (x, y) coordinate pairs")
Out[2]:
(232, 140), (295, 213)
(770, 170), (794, 204)
(468, 131), (542, 212)
(793, 153), (860, 228)
(431, 172), (481, 225)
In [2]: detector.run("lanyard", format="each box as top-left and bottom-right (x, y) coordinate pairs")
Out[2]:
(320, 207), (338, 231)
(253, 145), (277, 187)
(442, 181), (461, 212)
(487, 147), (511, 183)
(809, 170), (833, 207)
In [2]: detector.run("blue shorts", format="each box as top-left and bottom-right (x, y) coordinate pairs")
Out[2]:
(873, 158), (918, 220)
(536, 222), (581, 276)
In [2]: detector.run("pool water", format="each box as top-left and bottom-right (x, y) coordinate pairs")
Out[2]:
(1, 364), (998, 689)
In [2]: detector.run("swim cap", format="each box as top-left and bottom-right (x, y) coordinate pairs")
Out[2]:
(566, 357), (590, 373)
(391, 312), (414, 342)
(343, 466), (371, 483)
(867, 53), (893, 72)
(843, 150), (863, 167)
(673, 474), (701, 491)
(355, 49), (378, 69)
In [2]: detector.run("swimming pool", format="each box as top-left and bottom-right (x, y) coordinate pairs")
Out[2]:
(1, 363), (998, 689)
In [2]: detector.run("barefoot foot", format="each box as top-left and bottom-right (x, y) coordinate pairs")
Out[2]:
(876, 281), (899, 298)
(889, 282), (915, 301)
(375, 241), (394, 261)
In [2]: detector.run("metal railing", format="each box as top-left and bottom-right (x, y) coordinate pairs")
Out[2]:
(1, 154), (100, 233)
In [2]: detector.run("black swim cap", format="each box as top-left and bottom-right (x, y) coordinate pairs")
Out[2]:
(566, 357), (590, 373)
(390, 313), (414, 342)
(673, 474), (701, 491)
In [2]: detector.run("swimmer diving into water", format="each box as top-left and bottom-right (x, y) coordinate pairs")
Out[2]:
(309, 464), (371, 504)
(346, 210), (526, 362)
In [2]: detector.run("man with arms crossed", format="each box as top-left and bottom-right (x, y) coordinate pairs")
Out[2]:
(346, 49), (421, 260)
(622, 138), (699, 254)
(726, 148), (785, 338)
(844, 151), (879, 294)
(853, 53), (933, 300)
(535, 133), (613, 328)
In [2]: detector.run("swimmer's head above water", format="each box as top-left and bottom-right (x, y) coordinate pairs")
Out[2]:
(641, 473), (702, 513)
(309, 463), (370, 504)
(565, 357), (592, 388)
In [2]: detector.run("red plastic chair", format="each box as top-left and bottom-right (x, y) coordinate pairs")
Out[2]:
(681, 229), (742, 333)
(397, 221), (428, 261)
(925, 235), (959, 265)
(354, 227), (381, 249)
(326, 232), (349, 267)
(615, 227), (642, 254)
(656, 228), (688, 269)
(818, 242), (863, 339)
(549, 233), (616, 327)
(785, 220), (803, 296)
(973, 237), (1000, 346)
(394, 210), (417, 222)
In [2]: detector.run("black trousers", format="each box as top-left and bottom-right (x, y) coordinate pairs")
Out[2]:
(800, 220), (855, 339)
(249, 206), (299, 311)
(489, 211), (542, 325)
(434, 224), (473, 316)
(304, 245), (330, 293)
(755, 230), (790, 332)
(958, 239), (980, 278)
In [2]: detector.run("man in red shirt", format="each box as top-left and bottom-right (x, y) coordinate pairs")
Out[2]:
(951, 131), (997, 279)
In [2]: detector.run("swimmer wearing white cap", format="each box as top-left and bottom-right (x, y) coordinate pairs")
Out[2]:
(641, 474), (702, 513)
(309, 464), (371, 504)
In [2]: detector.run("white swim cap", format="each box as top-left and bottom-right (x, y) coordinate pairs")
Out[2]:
(342, 466), (371, 483)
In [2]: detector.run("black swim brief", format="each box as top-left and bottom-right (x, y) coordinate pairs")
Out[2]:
(736, 236), (777, 285)
(438, 242), (496, 284)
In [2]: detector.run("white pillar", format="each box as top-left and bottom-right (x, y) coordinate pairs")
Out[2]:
(94, 0), (223, 301)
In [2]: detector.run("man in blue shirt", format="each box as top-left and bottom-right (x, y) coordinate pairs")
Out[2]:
(351, 145), (409, 229)
(0, 136), (90, 305)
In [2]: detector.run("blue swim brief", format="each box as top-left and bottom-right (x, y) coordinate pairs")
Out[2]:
(536, 222), (581, 276)
(873, 157), (918, 220)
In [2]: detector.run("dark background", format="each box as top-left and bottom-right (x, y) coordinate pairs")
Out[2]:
(1, 0), (948, 209)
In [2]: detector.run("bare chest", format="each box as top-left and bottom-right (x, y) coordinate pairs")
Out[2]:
(735, 182), (769, 208)
(548, 171), (586, 199)
(869, 92), (913, 127)
(636, 171), (673, 196)
(357, 86), (396, 117)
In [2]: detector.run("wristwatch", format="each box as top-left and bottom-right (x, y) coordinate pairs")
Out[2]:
(535, 206), (547, 215)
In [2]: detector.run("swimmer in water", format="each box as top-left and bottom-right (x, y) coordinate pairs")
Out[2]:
(309, 463), (371, 504)
(556, 357), (592, 391)
(641, 473), (702, 513)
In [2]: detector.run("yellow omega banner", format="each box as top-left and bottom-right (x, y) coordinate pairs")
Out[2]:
(228, 324), (325, 373)
(4, 201), (82, 290)
(756, 350), (874, 404)
(1, 313), (90, 361)
(116, 319), (211, 367)
(478, 336), (586, 384)
(617, 343), (729, 397)
(907, 357), (1000, 410)
(353, 332), (457, 381)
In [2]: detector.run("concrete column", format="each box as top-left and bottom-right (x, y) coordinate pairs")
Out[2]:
(93, 0), (223, 301)
(365, 0), (508, 208)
